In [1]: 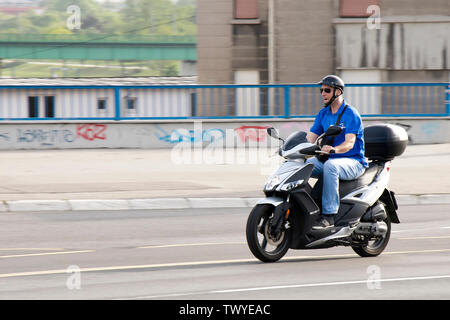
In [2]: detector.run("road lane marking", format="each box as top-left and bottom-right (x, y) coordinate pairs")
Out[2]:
(211, 274), (450, 294)
(381, 248), (450, 255)
(138, 242), (246, 249)
(392, 227), (450, 233)
(0, 248), (449, 279)
(0, 258), (255, 279)
(0, 248), (65, 251)
(398, 236), (450, 240)
(124, 274), (450, 299)
(0, 250), (95, 259)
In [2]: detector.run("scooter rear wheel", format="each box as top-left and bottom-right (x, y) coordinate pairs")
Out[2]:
(352, 216), (391, 257)
(246, 204), (291, 262)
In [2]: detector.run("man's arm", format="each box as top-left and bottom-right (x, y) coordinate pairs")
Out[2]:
(321, 133), (356, 154)
(307, 132), (319, 144)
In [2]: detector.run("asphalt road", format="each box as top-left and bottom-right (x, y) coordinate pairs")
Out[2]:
(0, 204), (449, 300)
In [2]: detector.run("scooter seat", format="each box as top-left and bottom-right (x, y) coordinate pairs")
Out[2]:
(311, 162), (380, 203)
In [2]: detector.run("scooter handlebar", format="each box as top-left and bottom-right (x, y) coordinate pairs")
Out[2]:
(315, 149), (335, 155)
(299, 145), (320, 155)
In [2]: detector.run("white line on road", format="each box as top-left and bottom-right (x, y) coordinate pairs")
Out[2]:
(0, 248), (65, 251)
(139, 233), (450, 248)
(124, 274), (450, 299)
(0, 250), (95, 259)
(398, 236), (450, 240)
(138, 242), (245, 249)
(0, 248), (449, 279)
(392, 226), (450, 233)
(211, 274), (450, 294)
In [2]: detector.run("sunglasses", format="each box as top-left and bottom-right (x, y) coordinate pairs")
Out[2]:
(320, 88), (332, 93)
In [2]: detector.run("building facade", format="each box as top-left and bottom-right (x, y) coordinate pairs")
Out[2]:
(197, 0), (450, 85)
(0, 77), (196, 119)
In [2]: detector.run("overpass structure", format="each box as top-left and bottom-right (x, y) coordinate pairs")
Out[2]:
(0, 34), (197, 61)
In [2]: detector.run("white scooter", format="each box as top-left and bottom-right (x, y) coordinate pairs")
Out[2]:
(246, 124), (408, 262)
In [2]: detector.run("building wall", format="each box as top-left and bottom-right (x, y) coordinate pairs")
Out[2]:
(197, 0), (337, 84)
(275, 0), (337, 83)
(0, 119), (447, 150)
(197, 0), (233, 84)
(333, 0), (449, 83)
(335, 17), (450, 83)
(380, 0), (449, 16)
(197, 0), (450, 85)
(0, 88), (192, 119)
(232, 0), (269, 83)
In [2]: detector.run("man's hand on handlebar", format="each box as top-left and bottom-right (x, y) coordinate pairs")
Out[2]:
(316, 145), (336, 154)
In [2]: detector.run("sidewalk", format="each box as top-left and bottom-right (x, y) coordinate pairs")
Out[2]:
(1, 143), (449, 212)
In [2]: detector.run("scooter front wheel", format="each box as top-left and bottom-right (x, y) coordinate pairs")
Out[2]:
(246, 204), (291, 262)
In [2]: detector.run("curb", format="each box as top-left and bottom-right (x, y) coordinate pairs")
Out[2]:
(1, 194), (450, 213)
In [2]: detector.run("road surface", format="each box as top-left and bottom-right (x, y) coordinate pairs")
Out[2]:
(0, 204), (449, 300)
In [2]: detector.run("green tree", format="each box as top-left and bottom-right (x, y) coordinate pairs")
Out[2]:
(121, 0), (195, 36)
(43, 0), (101, 12)
(0, 0), (195, 36)
(42, 0), (122, 34)
(0, 0), (196, 77)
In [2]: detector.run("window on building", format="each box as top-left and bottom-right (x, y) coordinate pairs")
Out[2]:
(45, 96), (55, 118)
(339, 0), (380, 17)
(190, 92), (197, 117)
(28, 96), (39, 118)
(234, 0), (258, 19)
(126, 97), (137, 110)
(97, 98), (107, 110)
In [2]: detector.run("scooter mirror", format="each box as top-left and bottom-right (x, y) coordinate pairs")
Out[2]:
(325, 125), (343, 137)
(267, 127), (281, 139)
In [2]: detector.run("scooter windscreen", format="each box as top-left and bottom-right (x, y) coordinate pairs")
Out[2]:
(281, 131), (308, 151)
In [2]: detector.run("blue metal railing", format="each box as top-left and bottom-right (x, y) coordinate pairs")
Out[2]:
(0, 83), (448, 121)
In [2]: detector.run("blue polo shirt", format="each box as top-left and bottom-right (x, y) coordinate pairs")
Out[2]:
(310, 100), (368, 167)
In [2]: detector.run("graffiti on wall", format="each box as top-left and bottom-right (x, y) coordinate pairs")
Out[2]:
(154, 125), (225, 144)
(16, 128), (76, 145)
(419, 122), (440, 136)
(0, 120), (446, 150)
(76, 124), (107, 141)
(154, 120), (448, 148)
(234, 125), (271, 143)
(0, 124), (108, 147)
(0, 132), (9, 141)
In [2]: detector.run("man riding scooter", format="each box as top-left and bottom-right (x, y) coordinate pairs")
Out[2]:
(306, 75), (368, 229)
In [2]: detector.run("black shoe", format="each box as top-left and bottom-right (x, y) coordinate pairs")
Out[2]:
(312, 214), (335, 230)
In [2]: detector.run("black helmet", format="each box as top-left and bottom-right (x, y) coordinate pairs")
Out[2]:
(318, 75), (345, 93)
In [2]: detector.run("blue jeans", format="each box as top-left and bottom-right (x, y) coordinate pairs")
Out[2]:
(306, 156), (366, 215)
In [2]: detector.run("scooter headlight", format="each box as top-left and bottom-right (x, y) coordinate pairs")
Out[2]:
(264, 175), (280, 191)
(279, 179), (304, 192)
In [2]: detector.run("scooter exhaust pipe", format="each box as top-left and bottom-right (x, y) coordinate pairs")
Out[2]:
(354, 221), (388, 237)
